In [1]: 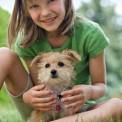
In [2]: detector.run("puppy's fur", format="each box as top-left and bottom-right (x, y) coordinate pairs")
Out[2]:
(27, 50), (81, 122)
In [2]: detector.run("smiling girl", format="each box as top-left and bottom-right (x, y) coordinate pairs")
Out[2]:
(0, 0), (122, 121)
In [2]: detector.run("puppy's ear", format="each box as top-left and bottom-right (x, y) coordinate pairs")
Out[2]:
(31, 55), (42, 67)
(62, 50), (81, 62)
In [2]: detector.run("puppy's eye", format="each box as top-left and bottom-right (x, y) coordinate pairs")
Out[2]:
(58, 62), (64, 67)
(45, 63), (50, 68)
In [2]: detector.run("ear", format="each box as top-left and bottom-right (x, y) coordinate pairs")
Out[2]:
(62, 49), (81, 62)
(31, 54), (42, 67)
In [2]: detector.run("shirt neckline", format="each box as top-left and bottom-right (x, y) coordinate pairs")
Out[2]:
(45, 36), (71, 52)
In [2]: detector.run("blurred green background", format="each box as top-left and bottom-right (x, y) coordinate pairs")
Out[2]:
(0, 0), (122, 121)
(76, 0), (122, 97)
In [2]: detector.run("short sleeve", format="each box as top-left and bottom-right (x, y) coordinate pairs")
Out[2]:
(85, 23), (110, 58)
(13, 37), (35, 59)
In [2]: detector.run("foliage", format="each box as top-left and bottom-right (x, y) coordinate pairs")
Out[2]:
(0, 7), (11, 104)
(0, 7), (24, 122)
(0, 87), (11, 104)
(77, 0), (122, 97)
(0, 86), (24, 122)
(0, 7), (10, 47)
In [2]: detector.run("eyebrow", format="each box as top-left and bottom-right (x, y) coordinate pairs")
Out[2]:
(26, 0), (37, 5)
(27, 0), (43, 4)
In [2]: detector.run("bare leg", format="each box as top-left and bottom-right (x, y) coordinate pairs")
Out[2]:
(0, 47), (34, 120)
(51, 98), (122, 122)
(0, 47), (29, 96)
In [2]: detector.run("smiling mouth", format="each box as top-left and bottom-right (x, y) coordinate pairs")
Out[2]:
(41, 17), (57, 24)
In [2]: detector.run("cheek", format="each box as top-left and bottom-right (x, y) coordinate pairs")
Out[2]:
(59, 1), (66, 15)
(59, 66), (74, 75)
(38, 68), (50, 81)
(51, 1), (65, 15)
(28, 11), (38, 22)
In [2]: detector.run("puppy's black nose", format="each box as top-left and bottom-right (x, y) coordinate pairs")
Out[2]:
(51, 69), (58, 78)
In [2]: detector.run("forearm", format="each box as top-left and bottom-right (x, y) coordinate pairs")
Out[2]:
(88, 52), (107, 99)
(81, 83), (106, 100)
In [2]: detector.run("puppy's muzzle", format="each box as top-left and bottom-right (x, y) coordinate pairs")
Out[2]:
(51, 69), (58, 78)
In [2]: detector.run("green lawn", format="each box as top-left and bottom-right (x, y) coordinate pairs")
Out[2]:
(0, 106), (24, 122)
(0, 87), (122, 122)
(0, 87), (25, 122)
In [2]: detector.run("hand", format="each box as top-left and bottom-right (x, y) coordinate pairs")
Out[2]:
(61, 85), (92, 114)
(23, 84), (56, 111)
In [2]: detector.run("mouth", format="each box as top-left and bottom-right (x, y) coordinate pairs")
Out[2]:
(51, 75), (58, 79)
(41, 16), (57, 25)
(51, 73), (58, 79)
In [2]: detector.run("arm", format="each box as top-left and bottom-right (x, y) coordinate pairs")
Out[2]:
(89, 51), (106, 99)
(61, 52), (106, 113)
(22, 59), (56, 111)
(25, 59), (38, 85)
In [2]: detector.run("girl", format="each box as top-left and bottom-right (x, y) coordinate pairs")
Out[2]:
(0, 0), (122, 121)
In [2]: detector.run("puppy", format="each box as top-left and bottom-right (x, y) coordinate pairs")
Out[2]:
(27, 50), (81, 122)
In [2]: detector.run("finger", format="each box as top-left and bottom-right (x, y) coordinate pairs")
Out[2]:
(61, 88), (82, 97)
(36, 107), (52, 111)
(74, 106), (81, 113)
(33, 100), (56, 108)
(39, 108), (52, 111)
(32, 90), (53, 97)
(31, 96), (56, 103)
(61, 90), (72, 96)
(61, 94), (83, 103)
(32, 84), (46, 91)
(65, 101), (84, 109)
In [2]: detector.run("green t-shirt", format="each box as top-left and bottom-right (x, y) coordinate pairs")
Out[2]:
(13, 17), (110, 118)
(14, 17), (109, 86)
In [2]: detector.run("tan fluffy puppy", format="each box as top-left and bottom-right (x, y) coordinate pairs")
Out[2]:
(27, 50), (81, 122)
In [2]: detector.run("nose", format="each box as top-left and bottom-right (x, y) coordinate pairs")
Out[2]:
(51, 69), (58, 78)
(41, 6), (50, 17)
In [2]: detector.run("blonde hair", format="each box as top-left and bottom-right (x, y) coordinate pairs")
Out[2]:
(8, 0), (74, 48)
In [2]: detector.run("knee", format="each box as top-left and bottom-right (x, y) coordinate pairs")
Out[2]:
(110, 98), (122, 107)
(109, 98), (122, 116)
(0, 47), (19, 63)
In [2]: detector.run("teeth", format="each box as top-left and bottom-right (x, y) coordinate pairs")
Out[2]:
(43, 17), (56, 23)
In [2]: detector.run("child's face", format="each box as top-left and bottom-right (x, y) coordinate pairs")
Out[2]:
(26, 0), (66, 34)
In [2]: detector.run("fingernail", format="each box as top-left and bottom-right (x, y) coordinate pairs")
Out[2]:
(61, 98), (67, 102)
(41, 84), (45, 87)
(49, 91), (53, 94)
(65, 105), (69, 108)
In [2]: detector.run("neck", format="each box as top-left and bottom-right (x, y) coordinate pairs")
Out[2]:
(47, 31), (57, 38)
(47, 33), (68, 48)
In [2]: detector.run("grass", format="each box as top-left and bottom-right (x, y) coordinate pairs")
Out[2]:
(0, 106), (24, 122)
(0, 87), (122, 122)
(75, 114), (122, 122)
(0, 87), (25, 122)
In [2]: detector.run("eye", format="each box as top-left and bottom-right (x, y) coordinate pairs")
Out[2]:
(45, 63), (50, 68)
(47, 0), (56, 4)
(58, 62), (64, 67)
(29, 4), (39, 9)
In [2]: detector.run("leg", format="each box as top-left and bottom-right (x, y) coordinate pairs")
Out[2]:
(51, 98), (122, 122)
(0, 47), (33, 120)
(0, 47), (29, 95)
